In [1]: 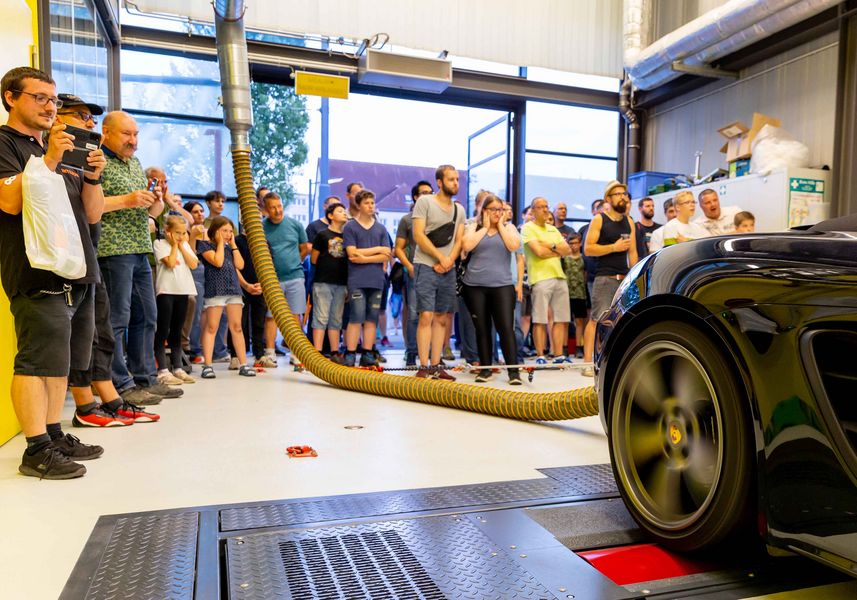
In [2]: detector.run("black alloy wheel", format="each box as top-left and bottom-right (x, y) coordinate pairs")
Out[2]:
(608, 320), (754, 551)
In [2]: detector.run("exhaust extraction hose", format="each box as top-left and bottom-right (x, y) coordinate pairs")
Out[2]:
(214, 1), (598, 421)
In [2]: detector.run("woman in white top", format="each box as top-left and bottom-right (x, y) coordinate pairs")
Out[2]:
(153, 215), (199, 384)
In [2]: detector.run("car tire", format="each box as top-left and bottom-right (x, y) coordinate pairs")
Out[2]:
(607, 320), (754, 552)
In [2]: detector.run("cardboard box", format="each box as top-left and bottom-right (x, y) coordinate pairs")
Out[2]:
(719, 113), (781, 162)
(729, 158), (750, 178)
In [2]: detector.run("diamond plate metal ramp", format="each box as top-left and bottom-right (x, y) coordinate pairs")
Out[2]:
(227, 515), (557, 599)
(221, 464), (618, 532)
(82, 512), (199, 600)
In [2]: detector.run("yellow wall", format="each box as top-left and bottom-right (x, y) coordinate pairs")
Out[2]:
(0, 0), (39, 445)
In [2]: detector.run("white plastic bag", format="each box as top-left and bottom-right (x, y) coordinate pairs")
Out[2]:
(21, 155), (87, 279)
(750, 124), (810, 174)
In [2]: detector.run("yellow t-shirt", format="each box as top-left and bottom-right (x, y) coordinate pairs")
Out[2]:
(521, 221), (565, 285)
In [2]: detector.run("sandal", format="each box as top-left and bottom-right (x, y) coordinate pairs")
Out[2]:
(201, 365), (216, 379)
(238, 365), (256, 377)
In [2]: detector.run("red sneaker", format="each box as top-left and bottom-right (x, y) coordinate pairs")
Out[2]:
(115, 401), (161, 423)
(191, 355), (204, 364)
(72, 405), (134, 427)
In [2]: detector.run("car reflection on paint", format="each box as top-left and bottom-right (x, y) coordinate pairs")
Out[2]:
(593, 214), (857, 577)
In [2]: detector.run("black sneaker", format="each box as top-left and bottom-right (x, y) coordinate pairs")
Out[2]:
(508, 369), (523, 386)
(120, 386), (162, 406)
(405, 352), (417, 367)
(145, 382), (184, 398)
(344, 352), (357, 367)
(52, 433), (104, 461)
(474, 369), (494, 383)
(359, 350), (379, 367)
(19, 445), (86, 480)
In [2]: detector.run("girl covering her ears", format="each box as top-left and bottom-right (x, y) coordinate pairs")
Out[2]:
(153, 215), (198, 385)
(196, 216), (256, 378)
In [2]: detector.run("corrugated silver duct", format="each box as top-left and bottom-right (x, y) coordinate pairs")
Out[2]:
(625, 0), (841, 91)
(619, 78), (641, 175)
(213, 0), (253, 151)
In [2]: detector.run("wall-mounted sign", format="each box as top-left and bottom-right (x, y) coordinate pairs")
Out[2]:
(295, 71), (349, 99)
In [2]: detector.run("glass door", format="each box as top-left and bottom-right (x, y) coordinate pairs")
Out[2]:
(467, 114), (511, 215)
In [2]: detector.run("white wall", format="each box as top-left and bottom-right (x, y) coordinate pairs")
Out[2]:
(643, 32), (839, 176)
(0, 1), (36, 123)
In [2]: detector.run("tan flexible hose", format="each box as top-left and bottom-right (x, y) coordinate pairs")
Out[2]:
(231, 151), (598, 421)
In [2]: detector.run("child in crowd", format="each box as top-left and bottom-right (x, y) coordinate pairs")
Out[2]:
(153, 216), (199, 385)
(310, 202), (349, 362)
(342, 190), (393, 367)
(734, 211), (755, 233)
(197, 216), (256, 378)
(561, 233), (587, 359)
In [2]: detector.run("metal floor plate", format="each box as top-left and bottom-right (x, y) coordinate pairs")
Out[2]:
(226, 516), (556, 600)
(220, 463), (617, 532)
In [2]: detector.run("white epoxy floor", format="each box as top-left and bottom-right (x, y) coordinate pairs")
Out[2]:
(0, 350), (853, 599)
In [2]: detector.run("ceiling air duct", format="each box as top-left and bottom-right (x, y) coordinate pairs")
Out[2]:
(357, 49), (452, 94)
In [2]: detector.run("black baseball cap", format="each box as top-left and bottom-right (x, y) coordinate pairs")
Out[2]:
(57, 93), (104, 116)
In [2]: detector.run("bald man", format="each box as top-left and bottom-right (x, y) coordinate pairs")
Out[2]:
(99, 111), (182, 402)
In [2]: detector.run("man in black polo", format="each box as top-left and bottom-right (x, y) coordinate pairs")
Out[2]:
(0, 67), (106, 478)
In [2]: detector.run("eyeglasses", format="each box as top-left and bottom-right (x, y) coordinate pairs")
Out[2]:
(676, 200), (695, 206)
(59, 110), (97, 124)
(12, 90), (63, 107)
(485, 208), (504, 213)
(610, 191), (630, 198)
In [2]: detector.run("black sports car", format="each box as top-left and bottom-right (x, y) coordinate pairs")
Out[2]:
(594, 215), (857, 577)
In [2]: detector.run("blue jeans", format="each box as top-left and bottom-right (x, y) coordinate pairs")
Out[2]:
(189, 264), (205, 356)
(403, 270), (419, 360)
(457, 295), (479, 362)
(99, 253), (158, 391)
(514, 300), (525, 364)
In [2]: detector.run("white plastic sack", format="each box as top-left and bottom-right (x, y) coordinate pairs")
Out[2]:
(21, 155), (87, 279)
(750, 124), (810, 174)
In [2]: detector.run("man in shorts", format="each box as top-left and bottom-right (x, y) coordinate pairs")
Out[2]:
(262, 191), (309, 364)
(0, 66), (106, 478)
(412, 165), (465, 380)
(521, 197), (572, 363)
(582, 180), (638, 377)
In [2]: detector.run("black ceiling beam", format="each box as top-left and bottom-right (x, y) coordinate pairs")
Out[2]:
(121, 25), (618, 112)
(635, 5), (843, 110)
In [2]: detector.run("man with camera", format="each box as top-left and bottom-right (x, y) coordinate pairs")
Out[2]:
(99, 111), (182, 402)
(411, 165), (465, 380)
(0, 67), (106, 478)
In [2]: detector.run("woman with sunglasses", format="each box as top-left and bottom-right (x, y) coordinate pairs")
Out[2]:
(460, 194), (522, 385)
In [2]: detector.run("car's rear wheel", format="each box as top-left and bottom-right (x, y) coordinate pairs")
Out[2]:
(608, 320), (754, 551)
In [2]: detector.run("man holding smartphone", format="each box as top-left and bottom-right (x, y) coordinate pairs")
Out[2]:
(0, 67), (106, 478)
(582, 180), (638, 377)
(98, 110), (182, 402)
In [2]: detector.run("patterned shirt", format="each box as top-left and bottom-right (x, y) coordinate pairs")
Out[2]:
(197, 240), (242, 298)
(562, 255), (587, 300)
(98, 146), (152, 257)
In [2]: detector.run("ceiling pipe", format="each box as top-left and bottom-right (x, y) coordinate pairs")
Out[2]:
(624, 0), (840, 91)
(213, 0), (253, 152)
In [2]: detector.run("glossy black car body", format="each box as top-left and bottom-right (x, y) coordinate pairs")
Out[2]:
(594, 217), (857, 576)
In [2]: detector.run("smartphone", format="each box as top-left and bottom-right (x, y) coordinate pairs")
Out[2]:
(620, 233), (630, 240)
(59, 124), (102, 174)
(148, 178), (158, 192)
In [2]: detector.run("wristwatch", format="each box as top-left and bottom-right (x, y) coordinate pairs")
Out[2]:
(551, 243), (557, 253)
(83, 175), (103, 185)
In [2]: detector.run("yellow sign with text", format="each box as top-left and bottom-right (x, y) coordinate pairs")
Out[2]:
(295, 71), (350, 99)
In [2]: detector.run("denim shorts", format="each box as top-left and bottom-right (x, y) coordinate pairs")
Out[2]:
(203, 295), (244, 308)
(312, 282), (347, 330)
(591, 275), (622, 321)
(266, 277), (307, 317)
(348, 288), (383, 324)
(9, 283), (94, 377)
(414, 263), (456, 314)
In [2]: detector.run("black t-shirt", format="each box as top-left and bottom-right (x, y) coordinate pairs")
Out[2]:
(234, 233), (259, 284)
(305, 218), (328, 243)
(0, 125), (98, 296)
(312, 227), (347, 285)
(635, 221), (661, 258)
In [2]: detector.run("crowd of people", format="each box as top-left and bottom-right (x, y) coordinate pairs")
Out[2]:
(0, 65), (755, 480)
